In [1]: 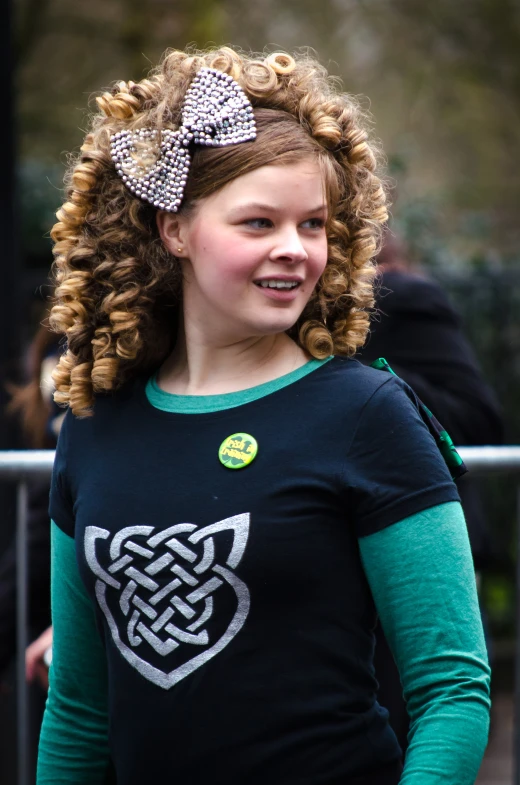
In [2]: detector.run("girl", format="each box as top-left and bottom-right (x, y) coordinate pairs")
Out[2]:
(38, 47), (490, 785)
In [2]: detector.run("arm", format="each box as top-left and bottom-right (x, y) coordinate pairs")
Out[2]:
(359, 501), (490, 784)
(37, 522), (111, 784)
(26, 625), (53, 689)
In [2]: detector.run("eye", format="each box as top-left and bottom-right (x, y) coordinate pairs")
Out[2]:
(245, 218), (274, 229)
(301, 218), (326, 230)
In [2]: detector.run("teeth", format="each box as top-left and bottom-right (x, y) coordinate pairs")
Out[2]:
(258, 280), (299, 289)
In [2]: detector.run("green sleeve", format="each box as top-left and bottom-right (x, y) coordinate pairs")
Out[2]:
(359, 501), (491, 785)
(37, 522), (111, 784)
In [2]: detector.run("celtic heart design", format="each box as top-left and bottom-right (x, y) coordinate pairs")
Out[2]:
(85, 513), (250, 689)
(110, 67), (256, 212)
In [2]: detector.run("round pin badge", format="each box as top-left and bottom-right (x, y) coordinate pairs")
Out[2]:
(218, 433), (258, 470)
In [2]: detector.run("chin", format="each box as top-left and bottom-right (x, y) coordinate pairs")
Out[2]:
(247, 316), (300, 337)
(233, 302), (306, 338)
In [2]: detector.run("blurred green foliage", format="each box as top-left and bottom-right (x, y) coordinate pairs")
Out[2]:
(484, 574), (514, 633)
(18, 160), (63, 261)
(14, 0), (520, 266)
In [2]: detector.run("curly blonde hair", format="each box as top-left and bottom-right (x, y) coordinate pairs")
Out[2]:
(50, 46), (387, 416)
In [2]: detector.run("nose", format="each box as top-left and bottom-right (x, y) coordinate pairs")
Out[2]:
(269, 226), (308, 264)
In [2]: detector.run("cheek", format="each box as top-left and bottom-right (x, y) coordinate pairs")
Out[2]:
(190, 226), (254, 286)
(219, 237), (256, 273)
(212, 244), (256, 290)
(308, 240), (329, 284)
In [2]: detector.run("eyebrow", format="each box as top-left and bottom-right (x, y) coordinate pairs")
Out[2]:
(228, 202), (327, 216)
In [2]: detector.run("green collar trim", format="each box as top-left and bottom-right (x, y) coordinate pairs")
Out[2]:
(146, 356), (333, 414)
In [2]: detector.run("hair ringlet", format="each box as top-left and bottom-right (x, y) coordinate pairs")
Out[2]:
(265, 53), (296, 75)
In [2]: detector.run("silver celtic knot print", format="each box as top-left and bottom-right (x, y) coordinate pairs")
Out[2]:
(84, 514), (250, 689)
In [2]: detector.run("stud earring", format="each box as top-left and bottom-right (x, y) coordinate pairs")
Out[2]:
(177, 247), (183, 254)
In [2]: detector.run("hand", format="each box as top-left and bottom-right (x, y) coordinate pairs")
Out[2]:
(26, 625), (53, 690)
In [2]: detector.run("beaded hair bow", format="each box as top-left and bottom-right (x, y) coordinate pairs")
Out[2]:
(110, 67), (257, 213)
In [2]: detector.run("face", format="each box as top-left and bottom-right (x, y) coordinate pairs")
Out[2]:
(159, 160), (329, 344)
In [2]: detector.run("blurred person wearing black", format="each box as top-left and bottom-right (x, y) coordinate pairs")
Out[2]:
(0, 323), (61, 782)
(358, 232), (503, 753)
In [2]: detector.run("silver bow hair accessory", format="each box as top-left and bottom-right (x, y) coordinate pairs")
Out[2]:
(110, 67), (257, 213)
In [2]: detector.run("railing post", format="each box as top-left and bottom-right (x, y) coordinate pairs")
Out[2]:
(16, 479), (29, 785)
(515, 483), (520, 785)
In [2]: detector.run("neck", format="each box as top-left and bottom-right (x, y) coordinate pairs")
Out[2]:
(157, 322), (309, 396)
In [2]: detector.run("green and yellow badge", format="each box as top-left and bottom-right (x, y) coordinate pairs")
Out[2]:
(218, 433), (258, 470)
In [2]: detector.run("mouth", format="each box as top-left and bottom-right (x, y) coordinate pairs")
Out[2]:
(253, 278), (302, 291)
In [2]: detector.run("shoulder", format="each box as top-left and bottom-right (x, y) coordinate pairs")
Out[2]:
(341, 363), (459, 535)
(380, 269), (444, 300)
(57, 376), (145, 445)
(378, 270), (459, 324)
(320, 356), (405, 401)
(322, 357), (435, 448)
(304, 356), (416, 425)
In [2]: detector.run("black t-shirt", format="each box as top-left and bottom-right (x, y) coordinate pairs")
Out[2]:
(50, 357), (459, 785)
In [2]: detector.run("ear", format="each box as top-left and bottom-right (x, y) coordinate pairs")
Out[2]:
(156, 211), (189, 258)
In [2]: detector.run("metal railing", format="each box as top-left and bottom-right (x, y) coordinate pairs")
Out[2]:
(1, 446), (520, 785)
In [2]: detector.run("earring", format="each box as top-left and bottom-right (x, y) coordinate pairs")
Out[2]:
(177, 247), (183, 254)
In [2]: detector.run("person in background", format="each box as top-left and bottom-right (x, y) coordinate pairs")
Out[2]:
(0, 322), (61, 781)
(1, 323), (61, 677)
(26, 625), (53, 690)
(358, 231), (503, 752)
